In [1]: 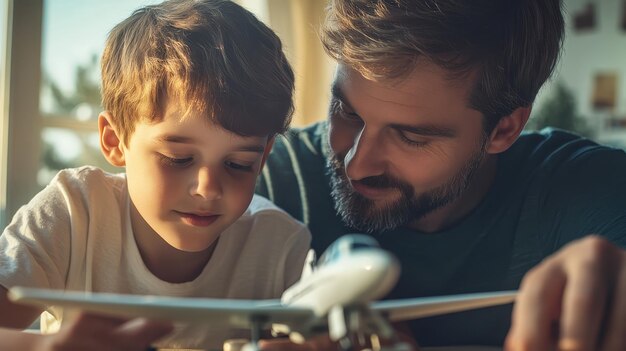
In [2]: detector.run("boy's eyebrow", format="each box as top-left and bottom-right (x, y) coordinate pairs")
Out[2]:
(157, 135), (266, 153)
(157, 135), (195, 144)
(234, 144), (266, 153)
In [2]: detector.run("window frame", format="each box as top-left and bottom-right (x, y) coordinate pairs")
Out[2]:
(3, 0), (44, 224)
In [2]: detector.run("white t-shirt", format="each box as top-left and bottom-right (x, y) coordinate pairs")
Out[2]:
(0, 166), (311, 349)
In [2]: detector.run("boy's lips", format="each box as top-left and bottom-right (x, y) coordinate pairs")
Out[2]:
(175, 211), (220, 227)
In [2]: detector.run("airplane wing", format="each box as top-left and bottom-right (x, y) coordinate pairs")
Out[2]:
(372, 290), (517, 322)
(8, 287), (315, 328)
(10, 287), (517, 330)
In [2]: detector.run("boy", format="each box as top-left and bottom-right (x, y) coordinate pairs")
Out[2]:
(0, 0), (311, 349)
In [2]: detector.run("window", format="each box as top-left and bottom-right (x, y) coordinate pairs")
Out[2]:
(0, 0), (9, 228)
(1, 0), (332, 224)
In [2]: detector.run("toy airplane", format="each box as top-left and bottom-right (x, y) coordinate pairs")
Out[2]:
(9, 234), (517, 351)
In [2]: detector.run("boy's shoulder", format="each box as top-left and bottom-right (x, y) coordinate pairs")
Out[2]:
(238, 195), (308, 233)
(244, 195), (303, 222)
(54, 166), (126, 182)
(47, 166), (127, 201)
(226, 194), (310, 252)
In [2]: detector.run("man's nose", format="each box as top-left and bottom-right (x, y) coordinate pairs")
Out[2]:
(344, 126), (386, 180)
(191, 166), (223, 200)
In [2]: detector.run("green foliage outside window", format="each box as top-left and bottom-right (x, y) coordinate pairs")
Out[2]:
(527, 81), (593, 137)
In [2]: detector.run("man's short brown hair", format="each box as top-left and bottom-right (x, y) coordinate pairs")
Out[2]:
(320, 0), (564, 132)
(101, 0), (294, 143)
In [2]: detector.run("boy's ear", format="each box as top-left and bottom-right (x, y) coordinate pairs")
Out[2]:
(258, 136), (276, 174)
(98, 111), (126, 167)
(485, 106), (531, 154)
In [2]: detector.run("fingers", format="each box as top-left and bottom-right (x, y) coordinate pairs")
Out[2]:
(259, 338), (314, 351)
(558, 237), (612, 351)
(600, 254), (626, 351)
(63, 312), (130, 337)
(112, 318), (173, 348)
(506, 236), (625, 351)
(506, 258), (565, 351)
(258, 335), (339, 351)
(53, 313), (172, 351)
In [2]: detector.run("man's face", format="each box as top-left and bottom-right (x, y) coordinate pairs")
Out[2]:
(122, 104), (271, 252)
(328, 62), (490, 233)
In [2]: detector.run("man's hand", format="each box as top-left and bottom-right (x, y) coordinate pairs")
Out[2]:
(505, 235), (626, 350)
(34, 312), (173, 351)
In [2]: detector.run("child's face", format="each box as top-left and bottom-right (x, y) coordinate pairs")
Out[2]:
(120, 104), (272, 252)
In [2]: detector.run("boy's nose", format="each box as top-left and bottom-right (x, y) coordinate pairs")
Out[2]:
(191, 166), (223, 200)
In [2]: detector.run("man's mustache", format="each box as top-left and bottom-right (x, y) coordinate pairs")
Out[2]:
(353, 174), (405, 189)
(331, 153), (406, 190)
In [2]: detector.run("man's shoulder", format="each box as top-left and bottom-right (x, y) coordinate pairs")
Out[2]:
(508, 128), (626, 173)
(270, 121), (328, 160)
(257, 122), (331, 223)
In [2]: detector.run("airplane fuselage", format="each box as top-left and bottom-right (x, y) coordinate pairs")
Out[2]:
(280, 235), (400, 316)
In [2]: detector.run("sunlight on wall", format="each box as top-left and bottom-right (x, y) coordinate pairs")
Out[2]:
(0, 0), (11, 228)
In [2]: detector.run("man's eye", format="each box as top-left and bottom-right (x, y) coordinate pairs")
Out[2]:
(225, 161), (253, 172)
(159, 154), (193, 167)
(333, 100), (361, 123)
(340, 110), (361, 122)
(397, 131), (429, 148)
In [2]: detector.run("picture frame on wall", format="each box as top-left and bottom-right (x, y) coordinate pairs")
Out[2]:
(592, 73), (618, 111)
(573, 2), (597, 32)
(622, 0), (626, 31)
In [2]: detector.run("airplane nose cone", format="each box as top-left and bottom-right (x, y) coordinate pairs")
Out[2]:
(349, 251), (400, 302)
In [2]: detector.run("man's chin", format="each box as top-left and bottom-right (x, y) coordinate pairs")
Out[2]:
(336, 196), (409, 233)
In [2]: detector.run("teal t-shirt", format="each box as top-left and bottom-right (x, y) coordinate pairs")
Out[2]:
(256, 121), (626, 346)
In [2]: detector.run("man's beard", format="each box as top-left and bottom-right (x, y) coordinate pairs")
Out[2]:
(327, 142), (487, 233)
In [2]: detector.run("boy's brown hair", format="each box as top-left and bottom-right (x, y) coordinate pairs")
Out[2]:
(101, 0), (294, 143)
(320, 0), (564, 132)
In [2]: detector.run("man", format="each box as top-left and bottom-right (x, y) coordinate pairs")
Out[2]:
(257, 0), (626, 349)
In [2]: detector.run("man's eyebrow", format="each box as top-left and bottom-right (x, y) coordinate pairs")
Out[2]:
(331, 83), (343, 100)
(331, 83), (360, 116)
(331, 83), (351, 106)
(332, 82), (454, 138)
(234, 144), (266, 153)
(390, 123), (456, 138)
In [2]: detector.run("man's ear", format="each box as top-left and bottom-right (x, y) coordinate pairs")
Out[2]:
(258, 136), (276, 174)
(98, 111), (126, 167)
(486, 106), (531, 154)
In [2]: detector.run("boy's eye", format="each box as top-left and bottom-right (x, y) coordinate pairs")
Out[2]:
(159, 154), (193, 167)
(225, 161), (254, 172)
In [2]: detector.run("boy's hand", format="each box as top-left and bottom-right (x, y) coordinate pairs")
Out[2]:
(35, 312), (173, 351)
(258, 325), (419, 351)
(258, 335), (332, 351)
(505, 235), (626, 350)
